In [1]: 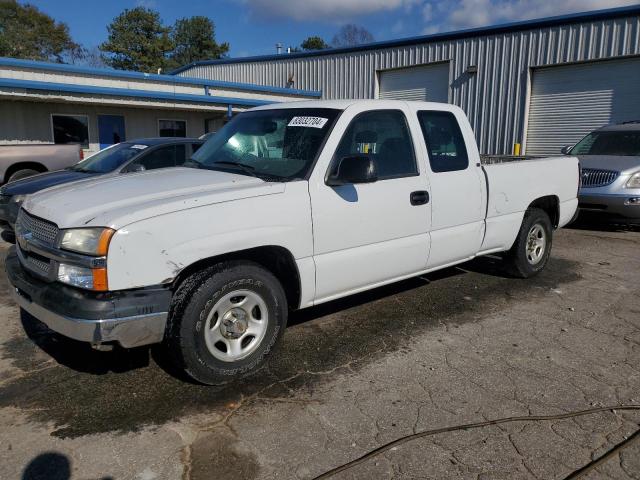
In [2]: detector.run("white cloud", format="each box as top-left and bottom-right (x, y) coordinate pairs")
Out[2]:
(243, 0), (419, 22)
(426, 0), (639, 32)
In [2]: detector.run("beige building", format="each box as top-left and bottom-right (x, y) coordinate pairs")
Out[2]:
(0, 57), (320, 155)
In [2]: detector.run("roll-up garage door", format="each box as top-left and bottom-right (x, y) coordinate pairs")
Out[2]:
(378, 63), (449, 102)
(526, 58), (640, 156)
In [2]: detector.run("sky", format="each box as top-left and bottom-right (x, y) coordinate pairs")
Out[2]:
(27, 0), (640, 60)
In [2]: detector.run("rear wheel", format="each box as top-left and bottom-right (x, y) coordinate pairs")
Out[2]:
(8, 168), (40, 183)
(503, 208), (553, 278)
(165, 261), (287, 385)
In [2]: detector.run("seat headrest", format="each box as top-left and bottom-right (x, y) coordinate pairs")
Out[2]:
(355, 130), (378, 143)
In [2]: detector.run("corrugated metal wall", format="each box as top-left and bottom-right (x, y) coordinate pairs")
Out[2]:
(178, 15), (640, 154)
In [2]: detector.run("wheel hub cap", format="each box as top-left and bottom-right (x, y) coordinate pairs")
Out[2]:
(526, 223), (546, 265)
(203, 289), (269, 362)
(220, 308), (248, 339)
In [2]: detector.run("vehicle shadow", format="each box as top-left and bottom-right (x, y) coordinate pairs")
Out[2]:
(21, 451), (113, 480)
(568, 215), (640, 233)
(16, 257), (516, 379)
(18, 309), (151, 375)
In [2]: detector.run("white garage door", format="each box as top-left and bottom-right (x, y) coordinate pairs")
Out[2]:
(526, 58), (640, 156)
(378, 63), (449, 102)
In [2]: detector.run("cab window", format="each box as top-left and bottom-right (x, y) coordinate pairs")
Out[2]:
(417, 111), (469, 173)
(334, 110), (418, 179)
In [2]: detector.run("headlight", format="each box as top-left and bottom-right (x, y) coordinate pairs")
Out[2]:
(58, 263), (108, 291)
(11, 194), (27, 205)
(60, 228), (114, 256)
(626, 172), (640, 189)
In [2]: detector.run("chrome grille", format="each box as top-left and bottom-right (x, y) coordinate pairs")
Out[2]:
(581, 168), (618, 188)
(16, 209), (59, 245)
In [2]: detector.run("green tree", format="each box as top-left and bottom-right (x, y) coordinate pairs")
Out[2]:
(0, 0), (81, 63)
(100, 7), (173, 72)
(170, 16), (229, 68)
(300, 36), (330, 51)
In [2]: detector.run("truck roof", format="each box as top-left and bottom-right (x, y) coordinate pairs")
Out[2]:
(597, 122), (640, 132)
(250, 99), (459, 112)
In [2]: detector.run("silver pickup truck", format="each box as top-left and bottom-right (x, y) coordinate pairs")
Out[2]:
(0, 144), (82, 184)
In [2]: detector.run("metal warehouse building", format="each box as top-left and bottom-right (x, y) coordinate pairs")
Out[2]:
(0, 58), (319, 155)
(172, 5), (640, 156)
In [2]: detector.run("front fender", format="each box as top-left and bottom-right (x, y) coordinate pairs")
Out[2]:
(106, 182), (313, 291)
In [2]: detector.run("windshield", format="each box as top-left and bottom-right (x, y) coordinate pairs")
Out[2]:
(189, 108), (341, 181)
(70, 143), (147, 173)
(570, 130), (640, 156)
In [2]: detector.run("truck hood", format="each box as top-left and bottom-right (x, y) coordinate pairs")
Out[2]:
(22, 167), (285, 229)
(577, 155), (640, 174)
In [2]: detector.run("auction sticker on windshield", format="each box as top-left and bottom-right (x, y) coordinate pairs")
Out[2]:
(288, 116), (328, 128)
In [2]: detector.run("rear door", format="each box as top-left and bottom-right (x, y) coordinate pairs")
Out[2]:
(309, 104), (432, 303)
(415, 108), (485, 268)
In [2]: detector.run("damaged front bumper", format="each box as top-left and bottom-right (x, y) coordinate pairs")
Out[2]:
(5, 247), (171, 348)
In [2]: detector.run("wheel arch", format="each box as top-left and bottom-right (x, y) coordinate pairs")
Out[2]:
(172, 245), (302, 310)
(527, 195), (559, 228)
(4, 162), (47, 183)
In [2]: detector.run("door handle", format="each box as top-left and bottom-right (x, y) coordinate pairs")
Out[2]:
(410, 190), (429, 206)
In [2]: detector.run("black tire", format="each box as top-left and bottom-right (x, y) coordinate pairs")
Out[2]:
(165, 261), (288, 385)
(8, 168), (40, 183)
(503, 208), (553, 278)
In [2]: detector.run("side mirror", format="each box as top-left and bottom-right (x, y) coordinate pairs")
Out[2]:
(326, 155), (377, 186)
(128, 163), (146, 173)
(560, 145), (572, 155)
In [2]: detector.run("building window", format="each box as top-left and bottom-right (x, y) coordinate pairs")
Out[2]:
(51, 114), (89, 148)
(159, 119), (186, 137)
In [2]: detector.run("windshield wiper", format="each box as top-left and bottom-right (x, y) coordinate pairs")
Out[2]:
(210, 160), (257, 177)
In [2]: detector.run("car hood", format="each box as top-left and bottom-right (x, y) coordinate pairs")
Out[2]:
(22, 167), (285, 229)
(2, 169), (97, 195)
(577, 155), (640, 174)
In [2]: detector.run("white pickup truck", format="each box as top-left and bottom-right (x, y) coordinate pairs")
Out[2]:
(6, 100), (579, 384)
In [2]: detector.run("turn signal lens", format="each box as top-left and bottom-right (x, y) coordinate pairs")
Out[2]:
(92, 267), (108, 291)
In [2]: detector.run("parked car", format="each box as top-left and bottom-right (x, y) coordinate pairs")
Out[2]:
(561, 121), (640, 223)
(199, 131), (217, 140)
(0, 143), (82, 184)
(0, 137), (204, 243)
(6, 100), (579, 384)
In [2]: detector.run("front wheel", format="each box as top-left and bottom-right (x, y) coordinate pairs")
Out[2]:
(165, 261), (288, 385)
(503, 208), (553, 278)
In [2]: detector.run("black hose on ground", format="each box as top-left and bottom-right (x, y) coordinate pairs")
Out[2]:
(311, 405), (640, 479)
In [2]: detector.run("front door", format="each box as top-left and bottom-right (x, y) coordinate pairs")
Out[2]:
(309, 107), (432, 303)
(98, 115), (126, 149)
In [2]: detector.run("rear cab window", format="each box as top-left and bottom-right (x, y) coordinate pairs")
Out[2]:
(417, 111), (469, 173)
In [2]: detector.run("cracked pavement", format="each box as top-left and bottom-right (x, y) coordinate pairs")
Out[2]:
(0, 223), (639, 479)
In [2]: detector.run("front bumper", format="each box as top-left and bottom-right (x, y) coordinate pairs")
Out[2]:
(0, 197), (18, 243)
(578, 192), (640, 221)
(5, 248), (172, 348)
